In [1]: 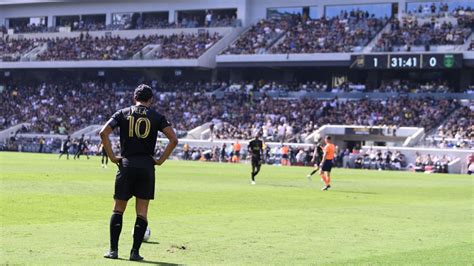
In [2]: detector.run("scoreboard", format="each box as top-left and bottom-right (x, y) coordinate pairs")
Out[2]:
(350, 53), (463, 69)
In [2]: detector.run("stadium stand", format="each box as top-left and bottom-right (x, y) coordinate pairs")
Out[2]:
(373, 6), (473, 52)
(0, 80), (461, 142)
(221, 18), (292, 54)
(0, 32), (222, 61)
(0, 37), (39, 61)
(271, 11), (387, 53)
(151, 32), (222, 59)
(436, 105), (473, 141)
(222, 10), (388, 54)
(37, 34), (153, 61)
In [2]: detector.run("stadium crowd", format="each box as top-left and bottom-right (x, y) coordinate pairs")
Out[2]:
(222, 18), (292, 54)
(0, 81), (461, 143)
(223, 10), (388, 54)
(412, 153), (454, 173)
(1, 32), (221, 61)
(221, 79), (458, 94)
(407, 2), (450, 18)
(152, 32), (222, 59)
(353, 149), (407, 170)
(350, 148), (458, 174)
(436, 105), (473, 141)
(0, 36), (40, 61)
(373, 6), (473, 52)
(375, 79), (452, 93)
(37, 34), (151, 61)
(271, 10), (387, 53)
(8, 23), (49, 33)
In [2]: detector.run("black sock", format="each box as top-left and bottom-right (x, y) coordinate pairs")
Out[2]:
(254, 166), (260, 177)
(132, 216), (148, 252)
(109, 212), (123, 251)
(310, 169), (318, 176)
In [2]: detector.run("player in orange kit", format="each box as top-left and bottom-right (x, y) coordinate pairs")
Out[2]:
(320, 136), (335, 191)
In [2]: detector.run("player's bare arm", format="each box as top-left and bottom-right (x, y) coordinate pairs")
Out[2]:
(152, 126), (178, 166)
(99, 124), (122, 164)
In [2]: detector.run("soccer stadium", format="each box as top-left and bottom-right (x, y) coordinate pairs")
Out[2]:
(0, 0), (473, 264)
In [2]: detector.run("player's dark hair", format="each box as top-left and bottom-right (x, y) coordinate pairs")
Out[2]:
(134, 84), (153, 102)
(326, 136), (332, 140)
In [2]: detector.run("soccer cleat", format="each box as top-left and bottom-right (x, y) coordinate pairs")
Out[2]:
(251, 181), (256, 185)
(321, 185), (331, 191)
(104, 250), (118, 259)
(129, 250), (144, 261)
(306, 174), (312, 181)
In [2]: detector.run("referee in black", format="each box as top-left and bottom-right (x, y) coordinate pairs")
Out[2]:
(100, 84), (178, 261)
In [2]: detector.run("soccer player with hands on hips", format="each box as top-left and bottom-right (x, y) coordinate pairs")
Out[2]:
(99, 84), (178, 261)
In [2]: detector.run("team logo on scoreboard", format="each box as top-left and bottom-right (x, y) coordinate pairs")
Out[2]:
(443, 54), (455, 68)
(351, 55), (365, 68)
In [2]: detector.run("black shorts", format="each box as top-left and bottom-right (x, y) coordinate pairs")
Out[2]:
(114, 165), (155, 200)
(235, 151), (240, 157)
(251, 157), (262, 167)
(321, 160), (333, 172)
(282, 154), (289, 159)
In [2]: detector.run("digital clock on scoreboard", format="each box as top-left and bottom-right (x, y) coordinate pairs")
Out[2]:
(350, 53), (462, 69)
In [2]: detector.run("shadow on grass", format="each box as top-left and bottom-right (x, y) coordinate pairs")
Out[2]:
(143, 241), (160, 245)
(332, 190), (378, 195)
(115, 258), (180, 265)
(265, 183), (307, 189)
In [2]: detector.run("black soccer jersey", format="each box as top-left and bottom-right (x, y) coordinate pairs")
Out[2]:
(78, 137), (85, 150)
(317, 145), (324, 158)
(248, 139), (263, 159)
(62, 139), (70, 150)
(107, 105), (171, 160)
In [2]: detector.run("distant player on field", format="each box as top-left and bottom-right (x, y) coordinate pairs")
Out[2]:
(58, 135), (71, 159)
(306, 141), (324, 181)
(74, 134), (86, 160)
(248, 133), (264, 185)
(99, 143), (108, 168)
(100, 84), (178, 261)
(320, 136), (335, 191)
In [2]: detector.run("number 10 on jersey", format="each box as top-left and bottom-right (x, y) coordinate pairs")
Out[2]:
(127, 116), (151, 138)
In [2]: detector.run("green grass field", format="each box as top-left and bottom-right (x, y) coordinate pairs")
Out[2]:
(0, 152), (473, 265)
